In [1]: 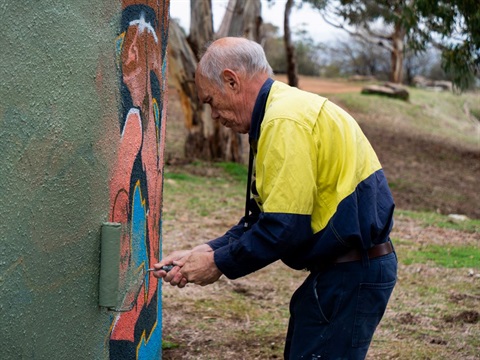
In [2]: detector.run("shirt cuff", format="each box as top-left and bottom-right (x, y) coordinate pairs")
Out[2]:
(213, 245), (245, 279)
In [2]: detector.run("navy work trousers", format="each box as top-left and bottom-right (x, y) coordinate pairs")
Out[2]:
(284, 252), (397, 359)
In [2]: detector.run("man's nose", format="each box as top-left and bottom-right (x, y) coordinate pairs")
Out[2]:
(211, 108), (219, 120)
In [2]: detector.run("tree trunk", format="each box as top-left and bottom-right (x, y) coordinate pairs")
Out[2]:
(217, 0), (262, 42)
(390, 22), (406, 83)
(284, 0), (299, 87)
(169, 0), (263, 163)
(188, 0), (213, 58)
(215, 0), (264, 163)
(169, 0), (232, 161)
(168, 20), (214, 161)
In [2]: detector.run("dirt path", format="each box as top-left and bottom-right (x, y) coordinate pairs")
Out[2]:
(274, 74), (364, 94)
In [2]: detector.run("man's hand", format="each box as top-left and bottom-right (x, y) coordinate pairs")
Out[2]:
(177, 251), (222, 286)
(151, 250), (191, 288)
(151, 244), (216, 288)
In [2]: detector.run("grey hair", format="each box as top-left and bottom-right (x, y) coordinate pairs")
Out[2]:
(197, 37), (274, 88)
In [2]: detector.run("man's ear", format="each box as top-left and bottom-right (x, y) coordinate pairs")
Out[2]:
(222, 69), (239, 91)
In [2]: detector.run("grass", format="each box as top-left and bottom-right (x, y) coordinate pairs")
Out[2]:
(215, 162), (248, 183)
(396, 210), (480, 233)
(403, 244), (479, 268)
(163, 164), (245, 221)
(164, 172), (201, 183)
(162, 340), (180, 350)
(331, 88), (480, 148)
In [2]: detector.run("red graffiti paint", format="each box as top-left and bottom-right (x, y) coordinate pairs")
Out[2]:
(107, 1), (169, 358)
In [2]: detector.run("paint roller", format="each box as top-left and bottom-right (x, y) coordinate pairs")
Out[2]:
(99, 222), (146, 312)
(98, 222), (173, 312)
(98, 222), (122, 310)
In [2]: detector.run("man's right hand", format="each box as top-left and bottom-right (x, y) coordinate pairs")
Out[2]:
(151, 244), (213, 288)
(151, 250), (191, 287)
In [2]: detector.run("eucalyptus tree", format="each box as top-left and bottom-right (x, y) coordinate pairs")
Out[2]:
(305, 0), (479, 89)
(168, 0), (263, 162)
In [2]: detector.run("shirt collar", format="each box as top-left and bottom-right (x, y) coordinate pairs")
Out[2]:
(249, 78), (274, 143)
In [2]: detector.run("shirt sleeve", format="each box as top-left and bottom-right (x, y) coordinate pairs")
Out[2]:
(214, 212), (312, 279)
(256, 118), (317, 215)
(207, 198), (261, 250)
(207, 218), (246, 250)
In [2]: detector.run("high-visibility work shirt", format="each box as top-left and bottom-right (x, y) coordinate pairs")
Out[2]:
(209, 79), (395, 279)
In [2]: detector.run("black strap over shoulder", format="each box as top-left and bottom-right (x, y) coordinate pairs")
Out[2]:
(244, 148), (255, 230)
(243, 78), (274, 231)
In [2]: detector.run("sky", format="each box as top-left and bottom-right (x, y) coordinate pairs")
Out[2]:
(169, 0), (345, 43)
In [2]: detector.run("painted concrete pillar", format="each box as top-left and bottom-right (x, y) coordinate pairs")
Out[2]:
(0, 1), (170, 359)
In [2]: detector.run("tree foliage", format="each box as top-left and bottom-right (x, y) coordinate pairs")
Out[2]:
(305, 0), (480, 89)
(264, 24), (324, 77)
(326, 37), (391, 79)
(415, 0), (480, 89)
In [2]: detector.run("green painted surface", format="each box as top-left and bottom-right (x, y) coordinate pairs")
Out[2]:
(0, 1), (168, 358)
(99, 223), (122, 308)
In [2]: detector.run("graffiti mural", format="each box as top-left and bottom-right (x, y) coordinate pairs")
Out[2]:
(108, 1), (169, 359)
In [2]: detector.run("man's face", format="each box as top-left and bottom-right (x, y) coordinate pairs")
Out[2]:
(196, 72), (251, 134)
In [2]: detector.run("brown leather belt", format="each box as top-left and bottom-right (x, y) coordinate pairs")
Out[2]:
(335, 241), (394, 264)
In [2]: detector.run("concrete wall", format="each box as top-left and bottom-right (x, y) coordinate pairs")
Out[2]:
(0, 1), (170, 359)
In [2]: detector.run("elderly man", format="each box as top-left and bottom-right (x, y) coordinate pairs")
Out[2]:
(153, 37), (397, 359)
